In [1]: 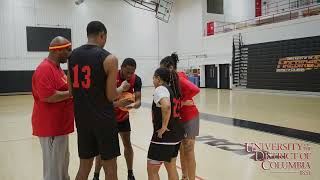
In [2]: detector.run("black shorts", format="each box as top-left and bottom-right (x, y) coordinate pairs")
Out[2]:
(77, 126), (120, 160)
(117, 119), (131, 132)
(147, 143), (181, 163)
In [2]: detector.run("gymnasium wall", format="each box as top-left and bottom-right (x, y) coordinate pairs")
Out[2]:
(203, 15), (320, 65)
(201, 15), (320, 90)
(2, 0), (320, 92)
(246, 36), (320, 92)
(173, 0), (204, 69)
(203, 0), (256, 23)
(0, 0), (178, 92)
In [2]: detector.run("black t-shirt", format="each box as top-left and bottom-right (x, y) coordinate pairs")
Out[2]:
(151, 85), (184, 144)
(68, 44), (116, 129)
(133, 76), (142, 92)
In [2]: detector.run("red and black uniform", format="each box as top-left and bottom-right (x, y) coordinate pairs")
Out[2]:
(147, 84), (184, 163)
(115, 70), (142, 132)
(68, 44), (120, 160)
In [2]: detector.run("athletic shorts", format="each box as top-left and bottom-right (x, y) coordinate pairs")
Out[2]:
(77, 126), (120, 160)
(182, 116), (200, 138)
(147, 143), (181, 163)
(117, 118), (131, 132)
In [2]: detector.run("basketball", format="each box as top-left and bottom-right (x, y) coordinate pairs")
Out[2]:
(118, 92), (135, 111)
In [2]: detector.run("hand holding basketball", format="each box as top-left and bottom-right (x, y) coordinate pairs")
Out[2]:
(117, 92), (135, 111)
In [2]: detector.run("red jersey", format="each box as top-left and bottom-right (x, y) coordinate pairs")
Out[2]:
(178, 72), (200, 122)
(31, 59), (74, 137)
(115, 70), (136, 122)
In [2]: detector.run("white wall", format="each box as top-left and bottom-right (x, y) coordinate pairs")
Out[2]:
(175, 0), (204, 54)
(203, 0), (256, 37)
(224, 0), (256, 22)
(203, 14), (320, 64)
(1, 0), (320, 88)
(203, 0), (256, 22)
(0, 0), (178, 86)
(200, 14), (320, 88)
(171, 0), (205, 72)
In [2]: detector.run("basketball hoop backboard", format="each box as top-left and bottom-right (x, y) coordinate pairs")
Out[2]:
(123, 0), (173, 23)
(156, 0), (173, 23)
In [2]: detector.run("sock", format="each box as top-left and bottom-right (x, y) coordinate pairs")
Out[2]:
(128, 170), (133, 177)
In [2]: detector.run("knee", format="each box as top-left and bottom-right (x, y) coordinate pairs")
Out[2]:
(123, 141), (133, 151)
(147, 161), (161, 174)
(79, 159), (94, 169)
(182, 141), (194, 154)
(121, 135), (132, 148)
(166, 163), (176, 171)
(105, 165), (117, 176)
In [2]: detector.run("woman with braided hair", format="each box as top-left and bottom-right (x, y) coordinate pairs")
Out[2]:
(147, 67), (184, 180)
(160, 53), (200, 180)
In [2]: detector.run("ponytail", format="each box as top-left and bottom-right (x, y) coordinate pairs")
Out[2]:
(170, 52), (179, 70)
(154, 67), (181, 99)
(159, 53), (181, 99)
(169, 69), (181, 99)
(160, 52), (179, 70)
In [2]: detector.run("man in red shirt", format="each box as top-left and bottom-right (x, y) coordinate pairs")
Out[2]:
(32, 36), (74, 180)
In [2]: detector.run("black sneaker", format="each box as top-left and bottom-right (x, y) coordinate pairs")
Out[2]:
(128, 175), (136, 180)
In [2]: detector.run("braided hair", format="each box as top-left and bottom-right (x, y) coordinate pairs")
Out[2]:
(154, 67), (181, 99)
(160, 52), (179, 70)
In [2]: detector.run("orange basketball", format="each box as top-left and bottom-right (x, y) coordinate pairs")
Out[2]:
(118, 92), (135, 111)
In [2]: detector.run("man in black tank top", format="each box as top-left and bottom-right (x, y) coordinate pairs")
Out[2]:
(68, 21), (129, 180)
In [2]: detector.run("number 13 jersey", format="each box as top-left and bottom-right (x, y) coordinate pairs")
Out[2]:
(68, 44), (116, 129)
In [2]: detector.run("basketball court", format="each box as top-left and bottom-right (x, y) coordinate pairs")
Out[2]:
(0, 0), (320, 180)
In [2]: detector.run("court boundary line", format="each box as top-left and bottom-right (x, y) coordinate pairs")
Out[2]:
(141, 102), (320, 144)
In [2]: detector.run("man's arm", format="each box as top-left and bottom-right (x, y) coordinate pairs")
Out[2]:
(36, 70), (71, 103)
(42, 91), (71, 103)
(125, 91), (141, 109)
(127, 76), (142, 109)
(113, 99), (133, 108)
(132, 91), (141, 108)
(116, 80), (130, 94)
(67, 71), (72, 95)
(43, 73), (72, 103)
(103, 55), (118, 101)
